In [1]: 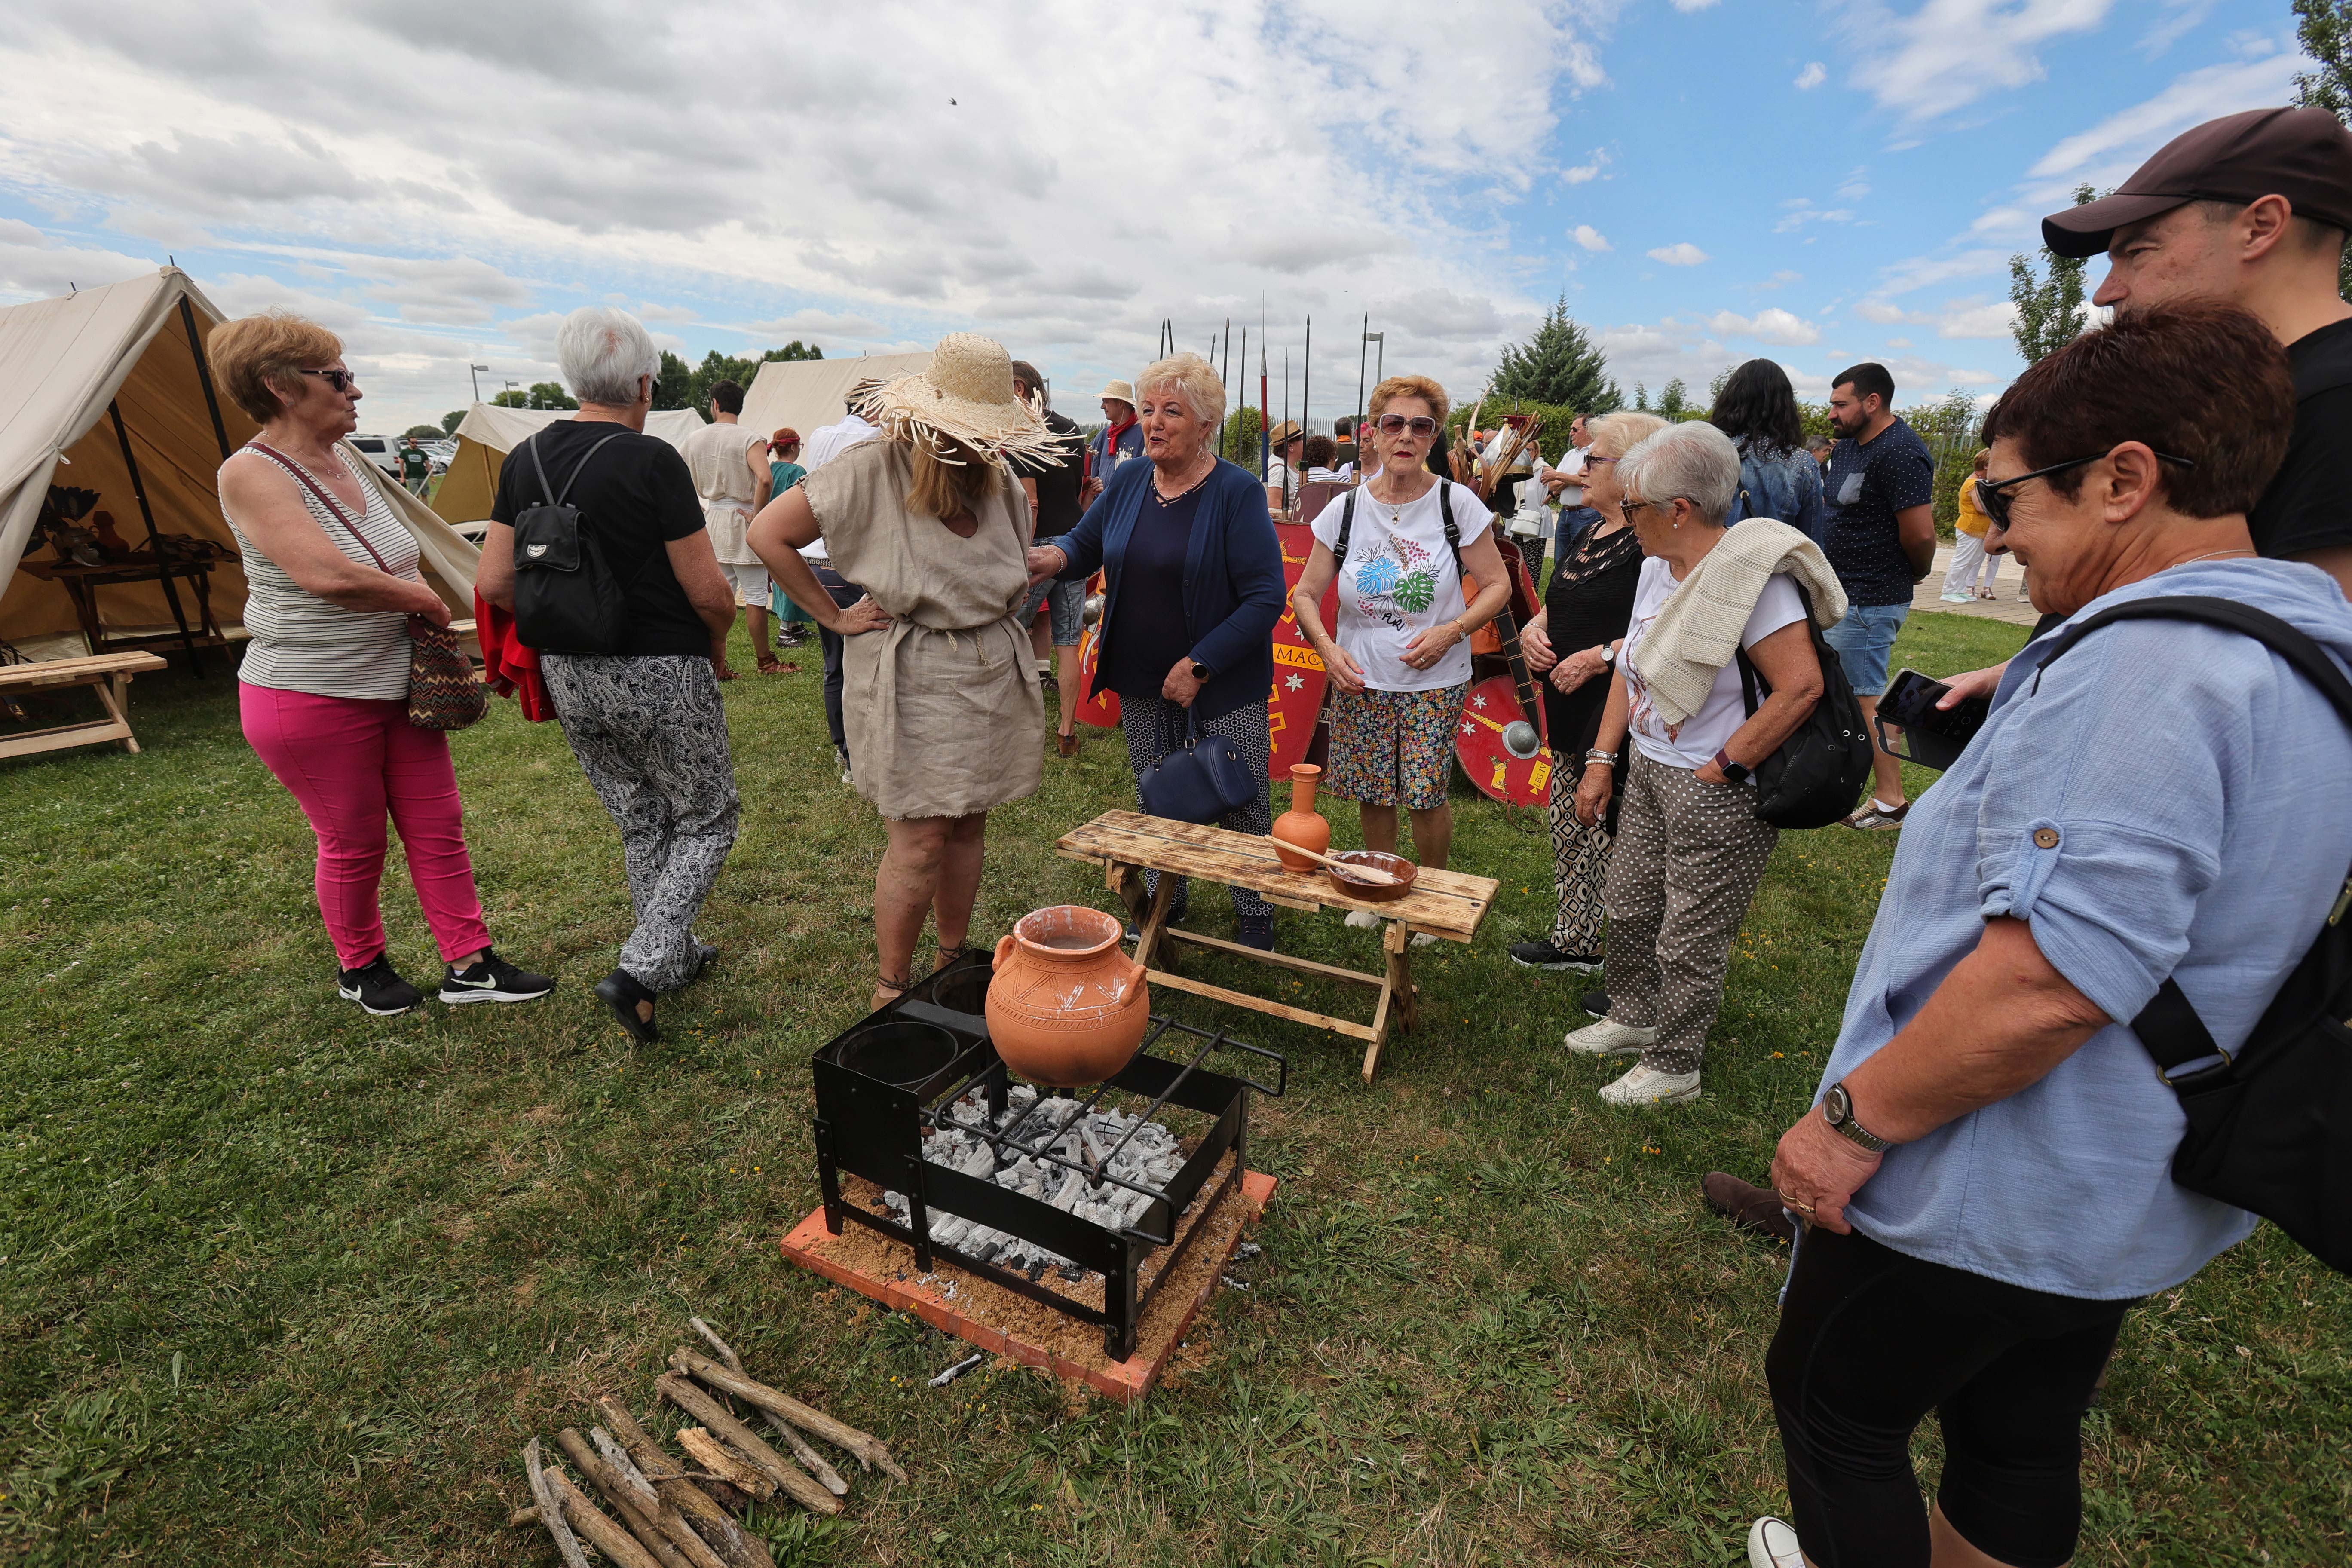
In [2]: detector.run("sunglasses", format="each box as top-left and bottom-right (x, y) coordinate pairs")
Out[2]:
(300, 367), (358, 394)
(1377, 414), (1439, 438)
(1975, 448), (2197, 530)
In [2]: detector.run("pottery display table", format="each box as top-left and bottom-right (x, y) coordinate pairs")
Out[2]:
(1056, 809), (1500, 1081)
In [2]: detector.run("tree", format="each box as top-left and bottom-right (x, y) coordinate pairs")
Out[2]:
(654, 350), (694, 410)
(1632, 382), (1650, 412)
(440, 409), (465, 434)
(403, 423), (442, 439)
(1486, 295), (1620, 411)
(526, 381), (576, 410)
(2294, 0), (2352, 297)
(2009, 184), (2095, 363)
(1657, 377), (1690, 419)
(490, 389), (528, 408)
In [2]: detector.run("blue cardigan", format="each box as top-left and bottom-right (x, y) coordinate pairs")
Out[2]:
(1041, 457), (1285, 722)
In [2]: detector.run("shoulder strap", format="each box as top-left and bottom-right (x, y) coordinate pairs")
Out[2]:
(1436, 480), (1464, 575)
(245, 441), (391, 573)
(1335, 488), (1357, 565)
(527, 429), (628, 509)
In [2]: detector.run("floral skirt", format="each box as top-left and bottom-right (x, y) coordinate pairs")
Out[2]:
(1326, 682), (1468, 810)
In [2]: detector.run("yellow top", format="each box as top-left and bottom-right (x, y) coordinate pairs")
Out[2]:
(1954, 473), (1992, 538)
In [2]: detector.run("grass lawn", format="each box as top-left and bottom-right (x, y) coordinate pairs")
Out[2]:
(3, 610), (2346, 1566)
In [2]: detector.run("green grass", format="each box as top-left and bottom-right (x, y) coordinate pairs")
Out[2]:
(2, 612), (2345, 1566)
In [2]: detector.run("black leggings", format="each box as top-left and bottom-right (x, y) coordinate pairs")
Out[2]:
(1766, 1226), (2133, 1568)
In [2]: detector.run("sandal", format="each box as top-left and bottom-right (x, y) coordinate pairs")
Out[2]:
(934, 943), (979, 975)
(716, 665), (741, 682)
(871, 972), (912, 1012)
(1056, 731), (1079, 757)
(756, 654), (788, 675)
(594, 968), (660, 1043)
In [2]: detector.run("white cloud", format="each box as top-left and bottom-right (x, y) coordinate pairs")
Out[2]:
(1856, 300), (1913, 325)
(1647, 242), (1710, 266)
(1562, 147), (1612, 184)
(1669, 0), (1720, 9)
(1847, 0), (2113, 127)
(2028, 53), (2305, 190)
(1794, 61), (1826, 90)
(1937, 300), (2018, 339)
(1571, 224), (1612, 252)
(1755, 270), (1803, 290)
(2138, 0), (2217, 58)
(1775, 199), (1856, 234)
(1886, 336), (1913, 348)
(1705, 307), (1822, 345)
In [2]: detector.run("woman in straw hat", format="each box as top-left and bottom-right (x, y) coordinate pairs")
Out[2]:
(750, 334), (1060, 1007)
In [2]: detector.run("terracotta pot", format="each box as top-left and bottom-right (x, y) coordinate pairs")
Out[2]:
(986, 905), (1150, 1087)
(1324, 849), (1418, 903)
(1271, 763), (1331, 872)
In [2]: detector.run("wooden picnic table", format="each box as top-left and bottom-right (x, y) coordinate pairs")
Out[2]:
(1057, 809), (1500, 1081)
(0, 652), (170, 762)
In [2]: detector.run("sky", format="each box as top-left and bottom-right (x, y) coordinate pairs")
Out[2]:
(0, 0), (2311, 435)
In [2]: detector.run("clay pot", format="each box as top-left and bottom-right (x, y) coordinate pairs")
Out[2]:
(1324, 849), (1418, 903)
(1271, 763), (1331, 873)
(986, 905), (1150, 1087)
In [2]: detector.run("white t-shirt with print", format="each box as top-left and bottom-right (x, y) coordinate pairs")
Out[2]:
(1310, 478), (1493, 692)
(1620, 556), (1806, 771)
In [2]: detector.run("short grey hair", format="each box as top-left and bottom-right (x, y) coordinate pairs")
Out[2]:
(1135, 352), (1226, 430)
(557, 306), (660, 407)
(1618, 420), (1742, 524)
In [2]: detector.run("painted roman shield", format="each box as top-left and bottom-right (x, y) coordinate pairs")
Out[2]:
(1072, 570), (1121, 728)
(1271, 520), (1336, 775)
(1455, 534), (1555, 807)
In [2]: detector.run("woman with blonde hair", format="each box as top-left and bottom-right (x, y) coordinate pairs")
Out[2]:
(751, 334), (1054, 1005)
(1024, 353), (1287, 947)
(212, 310), (550, 1014)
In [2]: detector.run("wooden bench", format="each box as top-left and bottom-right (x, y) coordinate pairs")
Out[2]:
(0, 652), (170, 761)
(1057, 810), (1500, 1082)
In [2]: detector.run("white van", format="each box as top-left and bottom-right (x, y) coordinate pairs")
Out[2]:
(346, 435), (402, 477)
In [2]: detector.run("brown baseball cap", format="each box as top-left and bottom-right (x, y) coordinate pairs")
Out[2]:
(2043, 107), (2352, 258)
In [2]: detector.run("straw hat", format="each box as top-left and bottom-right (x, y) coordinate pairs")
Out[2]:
(1266, 420), (1303, 447)
(857, 334), (1057, 466)
(1099, 379), (1137, 406)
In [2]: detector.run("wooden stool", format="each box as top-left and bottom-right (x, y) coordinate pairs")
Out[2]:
(0, 652), (169, 761)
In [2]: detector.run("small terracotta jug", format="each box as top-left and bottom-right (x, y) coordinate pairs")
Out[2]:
(986, 905), (1150, 1087)
(1271, 763), (1331, 872)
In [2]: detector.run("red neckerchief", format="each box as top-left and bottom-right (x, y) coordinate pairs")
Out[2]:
(1101, 416), (1137, 454)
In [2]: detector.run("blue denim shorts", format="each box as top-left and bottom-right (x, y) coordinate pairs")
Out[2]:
(1824, 602), (1908, 697)
(1023, 575), (1086, 647)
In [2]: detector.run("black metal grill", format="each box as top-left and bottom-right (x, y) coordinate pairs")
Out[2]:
(810, 954), (1283, 1361)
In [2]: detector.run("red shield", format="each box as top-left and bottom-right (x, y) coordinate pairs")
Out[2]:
(1455, 674), (1555, 806)
(1072, 570), (1121, 729)
(1271, 521), (1335, 775)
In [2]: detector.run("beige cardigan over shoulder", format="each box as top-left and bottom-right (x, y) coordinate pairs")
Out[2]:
(1628, 517), (1848, 728)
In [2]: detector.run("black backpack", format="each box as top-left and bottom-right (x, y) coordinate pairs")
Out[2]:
(1733, 580), (1874, 828)
(510, 430), (628, 653)
(2036, 595), (2352, 1275)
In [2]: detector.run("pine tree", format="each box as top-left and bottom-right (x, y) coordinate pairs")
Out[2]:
(1657, 378), (1690, 418)
(1633, 382), (1649, 412)
(2294, 0), (2352, 298)
(2009, 185), (2095, 364)
(1487, 296), (1621, 411)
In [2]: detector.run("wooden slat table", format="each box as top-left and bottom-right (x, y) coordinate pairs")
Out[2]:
(1057, 810), (1500, 1081)
(0, 652), (169, 761)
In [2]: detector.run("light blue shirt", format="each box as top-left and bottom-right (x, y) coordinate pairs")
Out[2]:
(1818, 560), (2352, 1299)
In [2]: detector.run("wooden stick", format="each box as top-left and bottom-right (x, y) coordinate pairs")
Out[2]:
(670, 1349), (908, 1483)
(597, 1398), (777, 1568)
(556, 1428), (692, 1568)
(524, 1438), (592, 1568)
(509, 1504), (541, 1528)
(688, 1317), (851, 1497)
(1268, 841), (1402, 884)
(656, 1373), (845, 1516)
(675, 1427), (777, 1500)
(542, 1467), (665, 1568)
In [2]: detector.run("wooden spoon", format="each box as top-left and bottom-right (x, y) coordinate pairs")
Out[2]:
(1272, 842), (1403, 886)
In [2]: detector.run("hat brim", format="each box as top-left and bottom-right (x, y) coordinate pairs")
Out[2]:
(858, 374), (1061, 465)
(2041, 189), (2195, 258)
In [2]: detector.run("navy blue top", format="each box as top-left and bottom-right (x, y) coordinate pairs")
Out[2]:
(1098, 484), (1201, 699)
(1041, 456), (1285, 722)
(1822, 416), (1934, 607)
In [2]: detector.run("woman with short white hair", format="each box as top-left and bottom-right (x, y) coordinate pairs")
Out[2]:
(1565, 420), (1841, 1107)
(1026, 353), (1287, 949)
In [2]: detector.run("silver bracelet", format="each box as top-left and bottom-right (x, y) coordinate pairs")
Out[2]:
(1585, 748), (1617, 765)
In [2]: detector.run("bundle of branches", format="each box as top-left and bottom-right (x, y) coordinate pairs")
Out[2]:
(510, 1317), (906, 1568)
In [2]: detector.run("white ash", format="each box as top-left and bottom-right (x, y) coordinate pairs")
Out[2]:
(880, 1086), (1189, 1280)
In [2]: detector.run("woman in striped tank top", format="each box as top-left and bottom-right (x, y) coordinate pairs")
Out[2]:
(212, 311), (550, 1015)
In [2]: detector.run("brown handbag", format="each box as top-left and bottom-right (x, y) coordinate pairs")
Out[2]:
(247, 442), (487, 732)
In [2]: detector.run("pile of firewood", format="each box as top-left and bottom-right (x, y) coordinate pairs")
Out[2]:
(510, 1317), (906, 1568)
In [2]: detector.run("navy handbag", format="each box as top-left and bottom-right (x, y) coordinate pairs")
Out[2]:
(1136, 705), (1258, 824)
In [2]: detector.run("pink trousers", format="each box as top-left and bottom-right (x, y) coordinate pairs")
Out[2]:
(240, 683), (493, 970)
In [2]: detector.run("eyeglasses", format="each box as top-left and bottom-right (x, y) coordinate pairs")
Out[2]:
(300, 368), (358, 393)
(1975, 448), (2198, 530)
(1377, 414), (1439, 438)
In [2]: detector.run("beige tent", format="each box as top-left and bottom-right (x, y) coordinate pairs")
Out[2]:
(0, 267), (478, 663)
(739, 352), (931, 450)
(429, 402), (708, 528)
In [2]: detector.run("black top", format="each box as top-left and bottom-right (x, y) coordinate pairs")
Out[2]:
(2248, 315), (2352, 562)
(492, 421), (710, 657)
(1822, 416), (1935, 607)
(1014, 409), (1087, 539)
(1540, 517), (1643, 753)
(1098, 480), (1205, 699)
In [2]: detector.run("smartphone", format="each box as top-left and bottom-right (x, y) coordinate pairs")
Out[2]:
(1875, 668), (1989, 772)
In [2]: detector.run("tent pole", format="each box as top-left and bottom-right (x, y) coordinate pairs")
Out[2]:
(179, 297), (232, 461)
(108, 401), (204, 675)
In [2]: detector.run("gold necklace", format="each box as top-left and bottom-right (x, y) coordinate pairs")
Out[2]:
(2163, 548), (2256, 570)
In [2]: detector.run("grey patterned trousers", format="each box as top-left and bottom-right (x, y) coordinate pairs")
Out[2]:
(541, 653), (740, 992)
(1546, 759), (1614, 955)
(1118, 693), (1273, 919)
(1603, 749), (1778, 1075)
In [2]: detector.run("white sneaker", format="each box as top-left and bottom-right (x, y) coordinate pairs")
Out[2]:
(1563, 1017), (1656, 1056)
(1344, 909), (1380, 929)
(1599, 1062), (1701, 1106)
(1747, 1516), (1805, 1568)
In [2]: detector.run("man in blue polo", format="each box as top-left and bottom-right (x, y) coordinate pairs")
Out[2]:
(1820, 362), (1937, 830)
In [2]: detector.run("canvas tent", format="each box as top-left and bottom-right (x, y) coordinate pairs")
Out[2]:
(739, 352), (931, 450)
(430, 402), (707, 527)
(0, 267), (478, 662)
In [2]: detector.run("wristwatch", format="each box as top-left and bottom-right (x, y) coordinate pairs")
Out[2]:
(1597, 643), (1616, 666)
(1189, 659), (1212, 681)
(1712, 747), (1751, 784)
(1821, 1081), (1890, 1152)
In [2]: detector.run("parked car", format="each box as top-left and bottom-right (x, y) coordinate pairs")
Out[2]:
(345, 435), (402, 477)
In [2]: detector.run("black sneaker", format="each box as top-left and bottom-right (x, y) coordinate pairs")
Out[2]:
(1580, 986), (1613, 1019)
(1235, 914), (1274, 951)
(1509, 939), (1602, 972)
(338, 954), (421, 1015)
(595, 968), (661, 1043)
(1124, 892), (1188, 943)
(438, 949), (555, 1004)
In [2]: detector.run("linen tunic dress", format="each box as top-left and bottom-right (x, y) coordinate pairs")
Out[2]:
(800, 440), (1045, 820)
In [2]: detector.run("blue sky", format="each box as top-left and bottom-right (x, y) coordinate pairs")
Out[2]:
(0, 1), (2308, 432)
